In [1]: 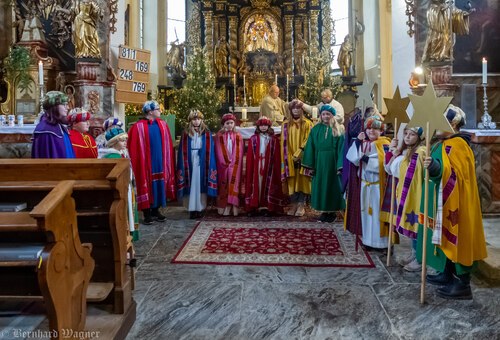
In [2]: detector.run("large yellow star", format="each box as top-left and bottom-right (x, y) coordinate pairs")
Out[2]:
(383, 86), (410, 124)
(408, 80), (454, 139)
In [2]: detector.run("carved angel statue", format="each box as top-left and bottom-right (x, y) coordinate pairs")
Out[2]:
(337, 35), (353, 77)
(214, 37), (229, 77)
(165, 39), (186, 78)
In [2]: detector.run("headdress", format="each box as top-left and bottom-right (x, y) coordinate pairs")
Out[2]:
(288, 99), (304, 111)
(446, 104), (466, 128)
(67, 108), (92, 125)
(256, 116), (272, 126)
(105, 127), (128, 145)
(320, 104), (336, 116)
(364, 116), (385, 130)
(103, 117), (123, 131)
(405, 126), (424, 138)
(188, 109), (204, 121)
(142, 100), (160, 114)
(221, 113), (237, 125)
(42, 91), (68, 110)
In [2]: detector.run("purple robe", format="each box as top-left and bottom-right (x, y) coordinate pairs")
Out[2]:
(32, 115), (75, 158)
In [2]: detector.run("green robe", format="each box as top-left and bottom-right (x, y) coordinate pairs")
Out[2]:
(302, 123), (345, 212)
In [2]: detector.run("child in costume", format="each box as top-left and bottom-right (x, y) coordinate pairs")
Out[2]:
(346, 116), (391, 249)
(419, 105), (487, 300)
(302, 104), (345, 222)
(96, 117), (125, 158)
(245, 116), (286, 216)
(99, 127), (139, 241)
(385, 126), (425, 271)
(215, 113), (244, 216)
(280, 99), (313, 216)
(177, 110), (218, 219)
(68, 108), (98, 158)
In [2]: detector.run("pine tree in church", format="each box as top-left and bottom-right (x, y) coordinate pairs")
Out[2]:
(172, 47), (224, 133)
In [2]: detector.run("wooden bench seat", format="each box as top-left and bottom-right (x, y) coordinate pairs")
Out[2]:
(0, 180), (95, 337)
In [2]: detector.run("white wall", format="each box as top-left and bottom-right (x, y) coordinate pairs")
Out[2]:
(143, 1), (159, 90)
(392, 0), (416, 115)
(110, 0), (127, 120)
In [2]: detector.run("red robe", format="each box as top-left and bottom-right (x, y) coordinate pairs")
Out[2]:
(127, 118), (176, 210)
(245, 133), (286, 213)
(68, 130), (97, 158)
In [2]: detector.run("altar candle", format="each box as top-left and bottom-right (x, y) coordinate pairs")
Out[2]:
(243, 74), (246, 103)
(482, 58), (487, 84)
(286, 74), (289, 101)
(38, 61), (44, 85)
(233, 74), (237, 104)
(241, 108), (247, 120)
(312, 107), (318, 120)
(275, 74), (278, 84)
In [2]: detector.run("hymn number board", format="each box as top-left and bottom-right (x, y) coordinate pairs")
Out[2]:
(116, 45), (151, 104)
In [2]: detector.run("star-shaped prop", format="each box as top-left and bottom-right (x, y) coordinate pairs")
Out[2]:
(407, 80), (454, 139)
(355, 74), (374, 113)
(383, 86), (410, 124)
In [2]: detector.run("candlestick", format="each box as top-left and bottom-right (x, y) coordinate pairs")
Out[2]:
(478, 84), (496, 129)
(286, 74), (289, 101)
(38, 61), (44, 85)
(241, 108), (247, 120)
(312, 107), (318, 120)
(275, 74), (278, 85)
(482, 58), (487, 84)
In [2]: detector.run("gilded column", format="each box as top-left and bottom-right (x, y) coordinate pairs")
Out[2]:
(309, 10), (320, 54)
(203, 11), (214, 68)
(228, 16), (238, 76)
(284, 15), (294, 75)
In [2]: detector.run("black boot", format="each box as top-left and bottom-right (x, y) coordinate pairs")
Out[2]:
(426, 260), (453, 286)
(436, 274), (472, 300)
(319, 213), (328, 222)
(189, 211), (197, 219)
(142, 209), (153, 225)
(151, 207), (166, 222)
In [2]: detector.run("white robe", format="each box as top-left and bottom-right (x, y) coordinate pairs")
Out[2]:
(184, 132), (207, 212)
(346, 140), (388, 248)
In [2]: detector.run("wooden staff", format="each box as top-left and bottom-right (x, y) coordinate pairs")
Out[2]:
(420, 121), (431, 304)
(386, 117), (398, 266)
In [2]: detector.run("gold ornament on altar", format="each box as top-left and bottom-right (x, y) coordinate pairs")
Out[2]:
(244, 14), (278, 54)
(250, 0), (271, 9)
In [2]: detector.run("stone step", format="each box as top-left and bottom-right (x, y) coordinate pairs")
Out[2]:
(476, 217), (500, 284)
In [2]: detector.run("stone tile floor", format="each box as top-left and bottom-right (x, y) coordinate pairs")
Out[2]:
(125, 207), (500, 340)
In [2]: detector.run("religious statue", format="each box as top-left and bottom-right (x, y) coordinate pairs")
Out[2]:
(294, 33), (308, 76)
(337, 34), (353, 77)
(55, 72), (66, 92)
(165, 39), (186, 78)
(236, 51), (250, 76)
(422, 0), (475, 63)
(273, 53), (286, 76)
(214, 37), (229, 77)
(57, 0), (103, 58)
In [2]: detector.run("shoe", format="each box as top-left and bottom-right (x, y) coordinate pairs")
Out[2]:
(324, 213), (336, 223)
(287, 204), (297, 216)
(318, 213), (328, 222)
(295, 203), (305, 217)
(426, 271), (452, 286)
(151, 208), (166, 222)
(189, 211), (197, 219)
(398, 251), (416, 266)
(436, 274), (472, 300)
(142, 209), (153, 225)
(403, 258), (422, 272)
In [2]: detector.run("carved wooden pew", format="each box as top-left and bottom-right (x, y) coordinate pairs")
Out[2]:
(0, 159), (135, 322)
(0, 180), (94, 337)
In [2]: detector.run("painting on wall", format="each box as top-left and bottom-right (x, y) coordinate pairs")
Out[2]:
(453, 0), (500, 74)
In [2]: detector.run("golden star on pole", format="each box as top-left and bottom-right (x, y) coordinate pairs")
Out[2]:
(355, 74), (374, 113)
(383, 86), (410, 124)
(407, 80), (454, 139)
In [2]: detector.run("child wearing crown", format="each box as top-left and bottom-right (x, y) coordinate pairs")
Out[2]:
(245, 116), (286, 216)
(215, 113), (244, 216)
(177, 110), (218, 219)
(67, 108), (98, 158)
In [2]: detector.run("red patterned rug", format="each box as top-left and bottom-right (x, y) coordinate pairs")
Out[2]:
(172, 221), (374, 268)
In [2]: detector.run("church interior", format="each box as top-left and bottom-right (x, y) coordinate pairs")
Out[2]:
(0, 0), (500, 339)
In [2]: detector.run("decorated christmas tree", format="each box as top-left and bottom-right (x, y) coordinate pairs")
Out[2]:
(299, 50), (343, 109)
(172, 47), (224, 133)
